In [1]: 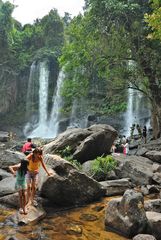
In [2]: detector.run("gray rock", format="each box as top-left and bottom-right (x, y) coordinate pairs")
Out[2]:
(43, 124), (117, 164)
(146, 211), (161, 240)
(39, 154), (105, 206)
(144, 199), (161, 213)
(0, 176), (16, 197)
(105, 189), (148, 238)
(73, 124), (117, 163)
(9, 205), (46, 226)
(100, 178), (132, 196)
(133, 234), (156, 240)
(114, 154), (153, 185)
(0, 131), (9, 142)
(136, 147), (148, 156)
(145, 151), (161, 164)
(0, 168), (12, 180)
(152, 172), (161, 184)
(0, 150), (25, 170)
(0, 193), (18, 207)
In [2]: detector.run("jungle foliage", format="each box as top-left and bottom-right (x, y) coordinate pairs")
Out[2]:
(0, 0), (64, 119)
(1, 0), (161, 137)
(60, 0), (161, 137)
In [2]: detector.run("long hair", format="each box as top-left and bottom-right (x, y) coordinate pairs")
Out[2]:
(19, 159), (28, 176)
(32, 147), (43, 162)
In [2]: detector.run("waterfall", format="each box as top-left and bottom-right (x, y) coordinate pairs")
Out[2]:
(24, 65), (65, 138)
(24, 62), (39, 136)
(38, 62), (49, 127)
(26, 61), (37, 116)
(123, 87), (151, 137)
(124, 87), (135, 137)
(25, 61), (49, 138)
(47, 70), (64, 137)
(69, 98), (88, 128)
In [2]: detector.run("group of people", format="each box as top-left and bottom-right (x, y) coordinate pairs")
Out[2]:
(9, 138), (51, 215)
(111, 124), (148, 157)
(130, 124), (147, 143)
(111, 135), (129, 156)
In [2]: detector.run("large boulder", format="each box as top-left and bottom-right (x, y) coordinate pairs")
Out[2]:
(146, 211), (161, 240)
(114, 154), (153, 185)
(0, 150), (25, 170)
(43, 127), (91, 154)
(100, 178), (132, 196)
(0, 192), (18, 207)
(39, 154), (105, 206)
(0, 131), (9, 142)
(145, 151), (161, 164)
(144, 199), (161, 213)
(0, 169), (12, 180)
(141, 138), (161, 151)
(43, 124), (117, 163)
(0, 176), (16, 197)
(73, 125), (117, 163)
(105, 189), (148, 238)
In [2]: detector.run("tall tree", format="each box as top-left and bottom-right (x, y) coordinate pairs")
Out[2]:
(145, 0), (161, 40)
(74, 0), (161, 137)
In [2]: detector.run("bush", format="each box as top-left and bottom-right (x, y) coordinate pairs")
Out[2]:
(64, 155), (82, 170)
(56, 146), (82, 170)
(91, 155), (117, 181)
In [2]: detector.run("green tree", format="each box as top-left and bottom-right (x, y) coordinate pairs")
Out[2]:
(66, 0), (161, 138)
(60, 11), (127, 115)
(145, 0), (161, 40)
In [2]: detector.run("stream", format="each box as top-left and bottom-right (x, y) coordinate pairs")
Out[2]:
(0, 197), (129, 240)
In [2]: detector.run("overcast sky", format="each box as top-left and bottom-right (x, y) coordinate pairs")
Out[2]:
(4, 0), (85, 25)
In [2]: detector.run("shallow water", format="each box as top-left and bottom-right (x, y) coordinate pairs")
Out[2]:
(0, 197), (130, 240)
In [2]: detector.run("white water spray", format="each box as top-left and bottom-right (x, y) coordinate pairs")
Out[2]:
(47, 70), (65, 137)
(27, 61), (49, 138)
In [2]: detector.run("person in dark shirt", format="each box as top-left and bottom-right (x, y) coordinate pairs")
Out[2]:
(142, 126), (147, 143)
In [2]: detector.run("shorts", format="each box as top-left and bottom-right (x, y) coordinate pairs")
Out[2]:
(26, 171), (39, 184)
(15, 181), (27, 191)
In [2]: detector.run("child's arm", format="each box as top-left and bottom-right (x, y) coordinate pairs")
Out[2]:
(40, 158), (50, 176)
(9, 163), (20, 176)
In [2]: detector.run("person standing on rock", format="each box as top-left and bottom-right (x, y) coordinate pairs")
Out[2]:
(142, 125), (147, 143)
(26, 147), (51, 207)
(122, 139), (129, 156)
(9, 159), (29, 214)
(22, 138), (36, 156)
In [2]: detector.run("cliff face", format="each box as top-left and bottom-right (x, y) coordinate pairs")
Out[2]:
(0, 66), (18, 114)
(0, 57), (59, 132)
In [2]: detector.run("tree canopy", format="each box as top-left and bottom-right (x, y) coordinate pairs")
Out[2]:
(60, 0), (161, 137)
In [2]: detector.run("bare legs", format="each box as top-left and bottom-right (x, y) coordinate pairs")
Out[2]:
(27, 180), (37, 206)
(18, 189), (28, 214)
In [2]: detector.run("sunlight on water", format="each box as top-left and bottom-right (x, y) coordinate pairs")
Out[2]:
(0, 197), (130, 240)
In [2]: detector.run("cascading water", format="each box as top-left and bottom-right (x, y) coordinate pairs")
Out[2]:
(28, 61), (49, 138)
(24, 62), (65, 138)
(124, 87), (135, 137)
(69, 98), (88, 128)
(123, 87), (151, 137)
(26, 61), (38, 116)
(47, 70), (65, 137)
(23, 62), (39, 136)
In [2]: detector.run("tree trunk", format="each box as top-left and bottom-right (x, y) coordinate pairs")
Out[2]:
(151, 107), (160, 139)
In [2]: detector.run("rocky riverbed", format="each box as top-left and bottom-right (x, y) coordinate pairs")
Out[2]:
(0, 125), (161, 240)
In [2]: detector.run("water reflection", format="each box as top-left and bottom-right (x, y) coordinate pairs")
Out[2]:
(0, 197), (130, 240)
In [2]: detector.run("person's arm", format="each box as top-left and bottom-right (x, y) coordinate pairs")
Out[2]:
(9, 163), (20, 176)
(40, 158), (50, 176)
